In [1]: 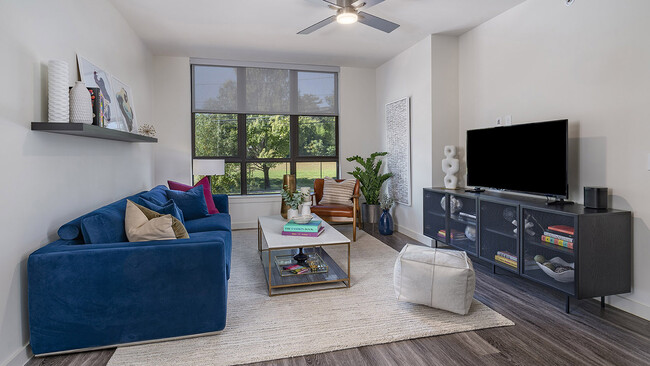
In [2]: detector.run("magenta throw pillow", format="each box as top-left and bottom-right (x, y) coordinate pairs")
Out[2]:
(168, 177), (219, 214)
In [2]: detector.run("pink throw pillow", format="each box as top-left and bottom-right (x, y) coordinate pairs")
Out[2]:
(168, 177), (219, 214)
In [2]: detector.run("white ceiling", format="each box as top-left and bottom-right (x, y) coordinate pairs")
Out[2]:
(110, 0), (525, 68)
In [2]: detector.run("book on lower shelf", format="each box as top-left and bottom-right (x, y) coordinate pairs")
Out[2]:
(282, 227), (325, 237)
(495, 251), (518, 268)
(437, 229), (466, 240)
(547, 225), (575, 236)
(283, 219), (323, 233)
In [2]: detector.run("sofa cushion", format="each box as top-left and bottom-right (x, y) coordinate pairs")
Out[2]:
(80, 198), (137, 244)
(184, 213), (231, 233)
(125, 200), (177, 242)
(167, 185), (210, 220)
(139, 197), (185, 224)
(138, 185), (169, 205)
(130, 200), (189, 239)
(168, 177), (219, 214)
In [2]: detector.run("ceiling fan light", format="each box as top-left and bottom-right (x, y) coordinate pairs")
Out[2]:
(337, 12), (358, 25)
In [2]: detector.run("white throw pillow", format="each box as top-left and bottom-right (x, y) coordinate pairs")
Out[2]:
(125, 200), (176, 242)
(318, 177), (356, 206)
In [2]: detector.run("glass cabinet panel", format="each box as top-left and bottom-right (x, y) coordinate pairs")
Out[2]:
(423, 190), (447, 243)
(446, 194), (477, 255)
(479, 200), (519, 272)
(521, 208), (576, 295)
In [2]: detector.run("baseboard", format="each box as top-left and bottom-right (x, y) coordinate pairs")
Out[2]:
(1, 344), (32, 366)
(232, 221), (258, 230)
(608, 294), (650, 321)
(394, 224), (433, 246)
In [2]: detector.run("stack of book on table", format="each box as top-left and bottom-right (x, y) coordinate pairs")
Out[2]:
(541, 225), (575, 249)
(282, 219), (324, 237)
(495, 250), (517, 268)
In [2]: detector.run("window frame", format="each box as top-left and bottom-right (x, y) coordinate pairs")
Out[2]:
(190, 64), (339, 196)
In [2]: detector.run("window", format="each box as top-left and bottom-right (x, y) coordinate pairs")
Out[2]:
(192, 64), (339, 195)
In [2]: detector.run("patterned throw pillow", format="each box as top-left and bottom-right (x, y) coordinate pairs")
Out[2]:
(318, 177), (356, 206)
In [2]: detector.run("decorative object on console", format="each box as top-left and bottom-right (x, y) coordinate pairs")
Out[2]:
(442, 145), (460, 189)
(281, 184), (303, 221)
(394, 244), (476, 315)
(385, 97), (411, 205)
(47, 60), (69, 122)
(169, 174), (221, 215)
(347, 152), (393, 224)
(69, 81), (93, 124)
(111, 75), (137, 132)
(379, 192), (394, 235)
(138, 123), (156, 137)
(281, 174), (296, 219)
(584, 186), (608, 209)
(440, 195), (463, 214)
(464, 225), (476, 241)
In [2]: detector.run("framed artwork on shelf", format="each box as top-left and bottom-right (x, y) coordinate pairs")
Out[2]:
(385, 97), (411, 206)
(77, 55), (126, 132)
(110, 75), (137, 133)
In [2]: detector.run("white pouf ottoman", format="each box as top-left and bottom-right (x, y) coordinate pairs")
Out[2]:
(393, 244), (476, 315)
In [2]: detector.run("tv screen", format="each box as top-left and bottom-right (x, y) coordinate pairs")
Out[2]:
(466, 119), (568, 198)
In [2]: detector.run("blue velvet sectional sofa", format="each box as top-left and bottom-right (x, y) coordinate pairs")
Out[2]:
(28, 185), (232, 356)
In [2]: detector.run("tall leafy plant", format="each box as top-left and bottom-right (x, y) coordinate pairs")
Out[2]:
(346, 152), (393, 205)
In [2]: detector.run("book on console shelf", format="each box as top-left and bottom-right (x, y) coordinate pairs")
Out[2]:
(459, 212), (477, 220)
(543, 231), (574, 243)
(283, 219), (323, 233)
(282, 227), (325, 237)
(547, 225), (575, 236)
(495, 250), (517, 268)
(437, 229), (466, 240)
(541, 235), (574, 249)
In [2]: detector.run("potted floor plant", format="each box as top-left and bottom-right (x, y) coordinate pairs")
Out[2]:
(346, 152), (393, 224)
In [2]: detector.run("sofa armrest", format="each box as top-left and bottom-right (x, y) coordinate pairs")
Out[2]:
(28, 238), (228, 355)
(212, 194), (229, 214)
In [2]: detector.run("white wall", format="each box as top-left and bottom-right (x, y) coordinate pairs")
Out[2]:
(152, 59), (379, 228)
(376, 35), (459, 244)
(459, 0), (650, 319)
(0, 1), (154, 365)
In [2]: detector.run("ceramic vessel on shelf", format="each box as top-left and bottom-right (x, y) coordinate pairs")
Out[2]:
(69, 81), (93, 124)
(48, 60), (69, 122)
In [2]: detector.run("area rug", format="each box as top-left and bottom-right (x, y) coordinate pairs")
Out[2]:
(108, 227), (513, 366)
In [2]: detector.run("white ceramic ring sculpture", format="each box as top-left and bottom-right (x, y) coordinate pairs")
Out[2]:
(442, 145), (460, 189)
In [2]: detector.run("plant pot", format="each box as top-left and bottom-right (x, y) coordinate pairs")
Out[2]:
(361, 203), (380, 224)
(280, 174), (296, 219)
(287, 208), (299, 221)
(379, 209), (394, 235)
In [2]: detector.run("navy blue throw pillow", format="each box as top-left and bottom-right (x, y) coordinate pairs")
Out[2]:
(139, 197), (186, 224)
(166, 185), (210, 220)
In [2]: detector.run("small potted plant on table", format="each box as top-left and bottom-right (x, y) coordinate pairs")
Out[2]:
(281, 185), (303, 221)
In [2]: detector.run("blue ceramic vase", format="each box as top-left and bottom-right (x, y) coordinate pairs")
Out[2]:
(379, 209), (393, 235)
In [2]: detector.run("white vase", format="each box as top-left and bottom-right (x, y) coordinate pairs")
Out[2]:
(442, 145), (460, 189)
(287, 208), (299, 221)
(48, 60), (69, 122)
(69, 81), (93, 124)
(301, 202), (312, 216)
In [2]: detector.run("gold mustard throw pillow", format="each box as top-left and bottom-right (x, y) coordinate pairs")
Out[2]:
(125, 200), (177, 242)
(131, 201), (190, 239)
(318, 177), (356, 206)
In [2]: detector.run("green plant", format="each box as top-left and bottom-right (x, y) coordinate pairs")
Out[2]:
(346, 152), (393, 205)
(281, 185), (303, 209)
(380, 193), (394, 211)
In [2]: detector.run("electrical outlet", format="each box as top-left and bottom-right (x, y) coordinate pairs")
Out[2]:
(496, 117), (502, 126)
(505, 115), (512, 125)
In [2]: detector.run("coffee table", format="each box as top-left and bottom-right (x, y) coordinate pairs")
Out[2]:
(257, 215), (351, 296)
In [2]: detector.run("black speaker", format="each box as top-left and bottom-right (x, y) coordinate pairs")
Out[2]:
(584, 187), (608, 209)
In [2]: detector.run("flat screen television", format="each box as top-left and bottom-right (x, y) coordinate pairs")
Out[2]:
(466, 119), (568, 198)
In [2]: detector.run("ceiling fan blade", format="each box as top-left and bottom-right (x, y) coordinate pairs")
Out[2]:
(352, 0), (384, 8)
(297, 15), (337, 34)
(358, 11), (399, 33)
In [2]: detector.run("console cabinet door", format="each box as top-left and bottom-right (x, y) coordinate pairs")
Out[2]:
(446, 194), (478, 256)
(478, 199), (519, 272)
(423, 190), (447, 243)
(520, 208), (576, 296)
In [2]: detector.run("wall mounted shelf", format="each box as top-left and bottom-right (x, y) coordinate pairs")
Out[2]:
(31, 122), (157, 143)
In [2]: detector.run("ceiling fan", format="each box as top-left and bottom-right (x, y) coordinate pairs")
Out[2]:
(298, 0), (399, 35)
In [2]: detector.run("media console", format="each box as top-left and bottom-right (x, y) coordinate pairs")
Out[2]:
(423, 188), (631, 313)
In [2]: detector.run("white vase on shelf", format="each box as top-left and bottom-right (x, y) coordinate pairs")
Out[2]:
(48, 60), (69, 122)
(69, 81), (93, 124)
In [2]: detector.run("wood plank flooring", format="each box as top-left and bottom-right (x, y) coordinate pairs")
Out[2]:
(27, 224), (650, 366)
